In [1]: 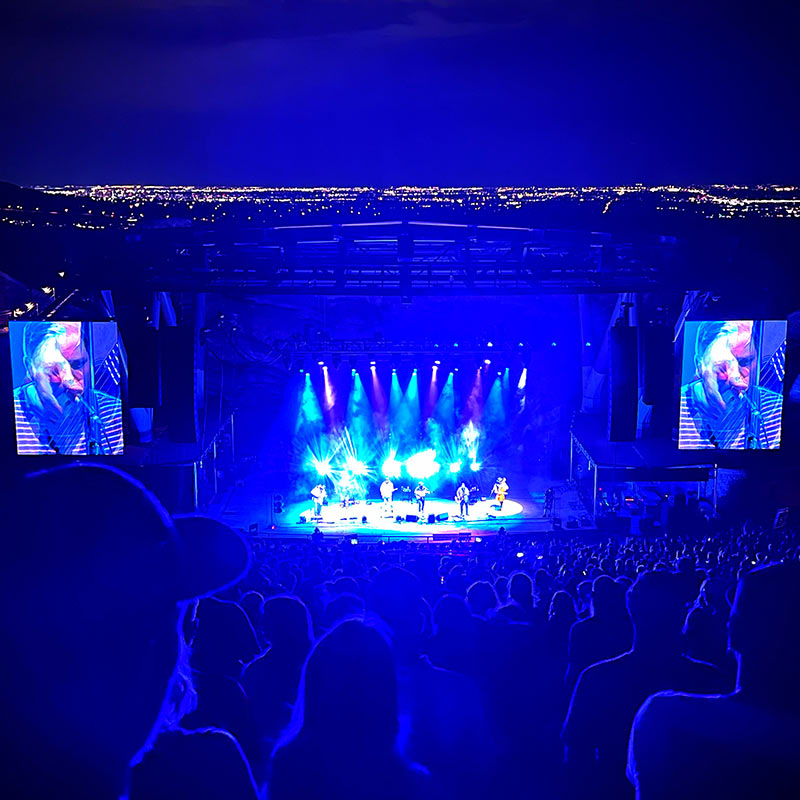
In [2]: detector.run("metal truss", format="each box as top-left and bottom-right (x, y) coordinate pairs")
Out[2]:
(148, 220), (674, 294)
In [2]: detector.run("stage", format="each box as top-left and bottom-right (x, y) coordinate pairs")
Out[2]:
(213, 477), (601, 540)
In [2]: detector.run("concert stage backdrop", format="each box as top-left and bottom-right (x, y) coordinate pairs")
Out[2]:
(678, 320), (786, 450)
(9, 321), (124, 455)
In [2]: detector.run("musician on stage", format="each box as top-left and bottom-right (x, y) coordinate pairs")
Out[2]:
(414, 481), (430, 514)
(380, 478), (395, 514)
(311, 483), (327, 517)
(492, 476), (509, 511)
(339, 474), (355, 508)
(455, 482), (470, 517)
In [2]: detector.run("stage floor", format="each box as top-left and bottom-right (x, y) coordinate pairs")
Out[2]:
(301, 497), (523, 525)
(216, 478), (594, 541)
(280, 496), (548, 539)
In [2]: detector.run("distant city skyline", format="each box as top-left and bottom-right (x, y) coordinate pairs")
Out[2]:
(3, 185), (799, 232)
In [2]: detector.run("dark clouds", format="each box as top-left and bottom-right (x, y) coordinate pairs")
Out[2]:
(1, 1), (798, 185)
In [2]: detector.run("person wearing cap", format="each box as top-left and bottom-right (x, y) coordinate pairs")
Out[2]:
(0, 463), (250, 800)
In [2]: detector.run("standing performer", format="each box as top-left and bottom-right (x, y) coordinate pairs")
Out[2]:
(414, 481), (430, 514)
(455, 482), (470, 518)
(544, 487), (554, 518)
(380, 478), (396, 514)
(311, 483), (327, 518)
(492, 476), (509, 511)
(339, 474), (355, 508)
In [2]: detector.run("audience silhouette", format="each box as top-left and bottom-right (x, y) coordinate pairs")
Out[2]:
(3, 462), (798, 800)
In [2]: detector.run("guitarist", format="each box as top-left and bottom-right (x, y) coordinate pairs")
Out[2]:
(414, 481), (430, 514)
(455, 482), (470, 518)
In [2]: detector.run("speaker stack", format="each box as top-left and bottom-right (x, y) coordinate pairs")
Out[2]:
(608, 324), (638, 442)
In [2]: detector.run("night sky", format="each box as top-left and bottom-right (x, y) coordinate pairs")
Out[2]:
(2, 1), (799, 186)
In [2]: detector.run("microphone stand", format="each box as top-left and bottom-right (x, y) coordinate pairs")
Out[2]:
(743, 320), (765, 450)
(75, 395), (115, 455)
(82, 322), (105, 455)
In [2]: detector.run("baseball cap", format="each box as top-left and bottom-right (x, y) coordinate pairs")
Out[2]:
(2, 463), (250, 605)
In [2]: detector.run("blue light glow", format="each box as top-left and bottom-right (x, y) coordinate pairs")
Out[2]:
(448, 461), (462, 473)
(382, 453), (402, 478)
(345, 456), (368, 476)
(312, 456), (333, 476)
(405, 449), (441, 479)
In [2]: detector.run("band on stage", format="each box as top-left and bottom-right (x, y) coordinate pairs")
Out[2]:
(308, 475), (509, 520)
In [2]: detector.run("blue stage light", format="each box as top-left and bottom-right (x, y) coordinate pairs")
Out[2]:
(312, 457), (333, 477)
(382, 456), (402, 479)
(470, 461), (481, 472)
(484, 358), (491, 365)
(345, 456), (368, 476)
(487, 341), (493, 347)
(449, 461), (462, 473)
(405, 449), (441, 479)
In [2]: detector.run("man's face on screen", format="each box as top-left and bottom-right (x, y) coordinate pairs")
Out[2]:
(33, 324), (88, 400)
(697, 322), (754, 409)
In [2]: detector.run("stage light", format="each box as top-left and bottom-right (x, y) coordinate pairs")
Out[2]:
(41, 286), (53, 294)
(585, 341), (592, 347)
(487, 341), (494, 347)
(345, 456), (368, 476)
(25, 302), (35, 310)
(454, 367), (459, 372)
(382, 456), (402, 479)
(434, 360), (441, 365)
(351, 368), (356, 375)
(449, 461), (462, 473)
(470, 461), (481, 472)
(516, 552), (524, 559)
(551, 341), (557, 347)
(405, 449), (441, 479)
(484, 359), (491, 365)
(350, 538), (358, 545)
(453, 342), (459, 347)
(370, 360), (376, 366)
(392, 367), (397, 373)
(476, 537), (482, 543)
(312, 457), (333, 477)
(497, 371), (502, 376)
(318, 360), (325, 366)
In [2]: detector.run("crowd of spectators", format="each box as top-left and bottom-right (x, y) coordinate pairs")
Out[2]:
(2, 463), (799, 799)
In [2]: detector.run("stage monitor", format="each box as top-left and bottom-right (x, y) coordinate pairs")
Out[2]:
(9, 321), (125, 455)
(678, 320), (786, 450)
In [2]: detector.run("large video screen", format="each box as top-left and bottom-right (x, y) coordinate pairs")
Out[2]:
(679, 320), (786, 450)
(9, 321), (124, 455)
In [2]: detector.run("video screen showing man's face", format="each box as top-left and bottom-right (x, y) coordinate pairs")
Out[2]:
(679, 320), (786, 450)
(9, 321), (124, 455)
